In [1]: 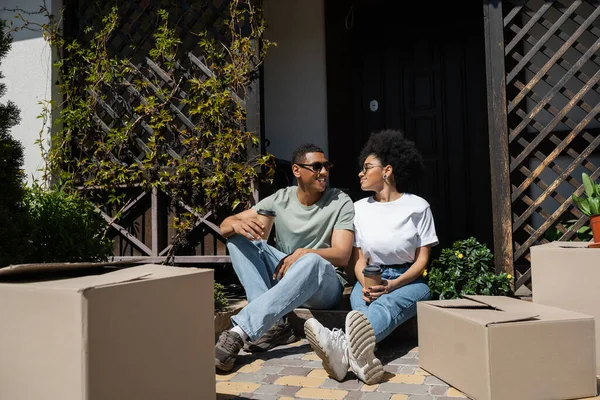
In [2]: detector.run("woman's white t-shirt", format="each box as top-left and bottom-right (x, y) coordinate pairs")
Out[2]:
(353, 193), (439, 265)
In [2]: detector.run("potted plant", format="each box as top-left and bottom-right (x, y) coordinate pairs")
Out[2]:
(571, 172), (600, 246)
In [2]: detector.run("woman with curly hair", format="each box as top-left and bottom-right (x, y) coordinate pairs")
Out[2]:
(305, 129), (438, 385)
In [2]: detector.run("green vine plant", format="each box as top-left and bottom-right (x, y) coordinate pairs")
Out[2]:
(10, 1), (275, 261)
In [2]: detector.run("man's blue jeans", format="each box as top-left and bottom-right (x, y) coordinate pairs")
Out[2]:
(350, 265), (431, 343)
(227, 235), (343, 342)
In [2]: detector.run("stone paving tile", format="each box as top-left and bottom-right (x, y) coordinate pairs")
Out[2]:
(278, 385), (302, 396)
(295, 387), (348, 399)
(255, 365), (283, 374)
(275, 376), (325, 388)
(399, 366), (416, 374)
(216, 381), (260, 396)
(262, 358), (308, 367)
(383, 364), (402, 374)
(344, 390), (365, 399)
(249, 395), (277, 400)
(253, 384), (284, 395)
(338, 379), (364, 390)
(446, 388), (468, 398)
(377, 383), (430, 395)
(229, 373), (267, 383)
(362, 392), (392, 400)
(260, 374), (280, 384)
(387, 374), (425, 384)
(424, 376), (446, 385)
(429, 385), (449, 396)
(388, 357), (419, 366)
(319, 379), (340, 389)
(406, 395), (433, 400)
(306, 368), (329, 378)
(279, 366), (312, 376)
(303, 360), (324, 368)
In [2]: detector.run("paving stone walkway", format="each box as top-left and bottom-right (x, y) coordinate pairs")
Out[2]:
(216, 336), (472, 400)
(216, 337), (600, 400)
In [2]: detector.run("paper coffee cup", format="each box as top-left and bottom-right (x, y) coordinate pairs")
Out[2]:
(256, 209), (276, 240)
(363, 264), (383, 288)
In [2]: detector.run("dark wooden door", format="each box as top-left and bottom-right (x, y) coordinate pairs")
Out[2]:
(326, 0), (494, 249)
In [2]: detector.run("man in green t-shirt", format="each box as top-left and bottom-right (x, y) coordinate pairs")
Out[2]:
(215, 143), (355, 372)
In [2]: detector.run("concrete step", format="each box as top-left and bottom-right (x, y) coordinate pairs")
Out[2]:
(288, 285), (419, 341)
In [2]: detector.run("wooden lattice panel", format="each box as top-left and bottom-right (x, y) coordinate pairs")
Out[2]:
(62, 0), (252, 262)
(503, 0), (600, 288)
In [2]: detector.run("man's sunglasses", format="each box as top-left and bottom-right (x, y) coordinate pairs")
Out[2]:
(296, 161), (334, 173)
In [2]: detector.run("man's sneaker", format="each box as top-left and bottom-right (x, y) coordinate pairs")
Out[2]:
(215, 330), (244, 372)
(304, 318), (349, 381)
(243, 320), (298, 352)
(346, 310), (384, 385)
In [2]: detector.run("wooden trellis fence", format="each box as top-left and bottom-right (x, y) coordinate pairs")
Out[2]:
(484, 0), (600, 291)
(62, 0), (262, 264)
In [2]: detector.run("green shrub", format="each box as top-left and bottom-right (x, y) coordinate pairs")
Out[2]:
(0, 19), (32, 267)
(0, 136), (32, 267)
(24, 185), (114, 263)
(426, 237), (512, 300)
(214, 282), (229, 311)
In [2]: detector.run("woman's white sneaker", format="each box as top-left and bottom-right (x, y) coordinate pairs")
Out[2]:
(304, 318), (349, 381)
(345, 310), (384, 385)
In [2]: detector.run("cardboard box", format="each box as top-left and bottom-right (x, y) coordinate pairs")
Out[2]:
(531, 241), (600, 375)
(418, 295), (597, 400)
(0, 263), (215, 400)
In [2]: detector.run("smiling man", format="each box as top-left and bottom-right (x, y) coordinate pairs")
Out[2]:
(215, 143), (355, 372)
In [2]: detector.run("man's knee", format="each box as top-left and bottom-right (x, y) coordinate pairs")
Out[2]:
(295, 253), (328, 270)
(226, 234), (257, 252)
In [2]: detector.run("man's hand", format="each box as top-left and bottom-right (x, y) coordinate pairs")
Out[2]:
(273, 248), (310, 280)
(220, 209), (266, 239)
(230, 216), (265, 240)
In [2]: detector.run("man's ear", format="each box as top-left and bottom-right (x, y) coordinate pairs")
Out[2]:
(292, 164), (301, 178)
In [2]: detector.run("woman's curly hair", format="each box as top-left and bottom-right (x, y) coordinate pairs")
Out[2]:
(358, 129), (424, 191)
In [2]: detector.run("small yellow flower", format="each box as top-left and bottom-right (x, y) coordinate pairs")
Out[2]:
(422, 269), (428, 277)
(507, 274), (513, 279)
(455, 252), (464, 259)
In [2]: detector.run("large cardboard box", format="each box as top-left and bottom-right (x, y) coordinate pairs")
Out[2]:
(531, 241), (600, 375)
(0, 263), (215, 400)
(418, 295), (597, 400)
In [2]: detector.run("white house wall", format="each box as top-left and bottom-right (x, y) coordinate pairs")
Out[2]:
(263, 0), (328, 161)
(1, 0), (60, 183)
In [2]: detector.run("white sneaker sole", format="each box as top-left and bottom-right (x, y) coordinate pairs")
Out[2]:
(304, 319), (348, 381)
(346, 310), (384, 385)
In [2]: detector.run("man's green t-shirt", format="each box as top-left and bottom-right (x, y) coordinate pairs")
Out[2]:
(252, 186), (355, 254)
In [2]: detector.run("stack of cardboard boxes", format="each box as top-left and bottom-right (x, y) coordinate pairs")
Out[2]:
(417, 242), (599, 400)
(0, 263), (215, 400)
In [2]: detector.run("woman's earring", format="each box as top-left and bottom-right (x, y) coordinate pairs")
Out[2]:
(383, 174), (388, 179)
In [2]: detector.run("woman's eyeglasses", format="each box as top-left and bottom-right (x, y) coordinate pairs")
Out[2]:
(296, 161), (334, 173)
(360, 164), (383, 174)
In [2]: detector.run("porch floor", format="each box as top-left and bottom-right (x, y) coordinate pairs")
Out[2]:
(216, 337), (595, 400)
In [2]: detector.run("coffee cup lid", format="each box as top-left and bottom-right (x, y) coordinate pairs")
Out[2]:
(257, 209), (276, 217)
(363, 264), (383, 276)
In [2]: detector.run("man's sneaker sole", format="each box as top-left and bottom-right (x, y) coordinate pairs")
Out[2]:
(243, 327), (298, 352)
(304, 319), (347, 381)
(346, 311), (384, 385)
(215, 358), (234, 372)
